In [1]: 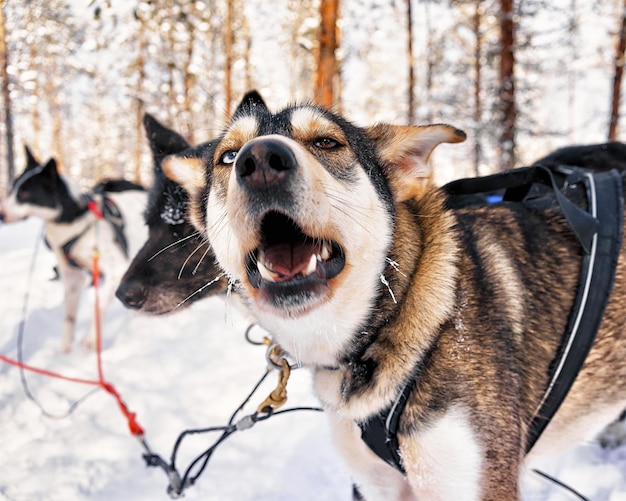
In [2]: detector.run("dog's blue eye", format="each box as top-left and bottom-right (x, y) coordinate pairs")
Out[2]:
(221, 150), (238, 165)
(313, 138), (340, 150)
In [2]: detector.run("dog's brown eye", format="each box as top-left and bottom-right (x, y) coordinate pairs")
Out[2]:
(220, 150), (239, 165)
(17, 190), (29, 201)
(313, 138), (340, 150)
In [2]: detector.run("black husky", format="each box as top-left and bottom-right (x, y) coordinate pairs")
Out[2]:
(115, 115), (228, 315)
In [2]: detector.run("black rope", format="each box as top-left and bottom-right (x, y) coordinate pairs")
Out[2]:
(142, 357), (323, 498)
(172, 368), (271, 480)
(533, 468), (590, 501)
(244, 323), (267, 345)
(16, 224), (100, 419)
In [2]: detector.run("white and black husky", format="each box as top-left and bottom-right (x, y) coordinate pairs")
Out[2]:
(0, 146), (148, 352)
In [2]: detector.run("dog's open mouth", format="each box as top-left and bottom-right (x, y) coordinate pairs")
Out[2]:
(245, 211), (345, 294)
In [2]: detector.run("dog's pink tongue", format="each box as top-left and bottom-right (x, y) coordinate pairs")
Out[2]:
(265, 242), (316, 279)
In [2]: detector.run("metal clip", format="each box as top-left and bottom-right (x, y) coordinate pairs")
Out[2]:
(265, 342), (285, 370)
(257, 350), (291, 414)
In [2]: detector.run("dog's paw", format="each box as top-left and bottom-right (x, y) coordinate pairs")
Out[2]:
(80, 337), (96, 351)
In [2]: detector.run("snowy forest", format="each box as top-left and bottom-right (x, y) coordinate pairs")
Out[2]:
(0, 0), (625, 192)
(2, 2), (626, 500)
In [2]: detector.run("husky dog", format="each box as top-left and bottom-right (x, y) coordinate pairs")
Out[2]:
(0, 147), (147, 352)
(164, 93), (626, 500)
(115, 114), (227, 314)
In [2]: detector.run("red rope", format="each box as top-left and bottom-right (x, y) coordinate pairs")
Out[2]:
(0, 354), (100, 386)
(91, 248), (144, 437)
(0, 235), (144, 437)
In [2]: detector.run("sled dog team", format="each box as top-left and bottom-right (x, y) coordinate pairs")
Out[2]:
(2, 90), (626, 500)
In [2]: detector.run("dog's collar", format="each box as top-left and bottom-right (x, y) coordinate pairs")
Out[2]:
(359, 165), (623, 474)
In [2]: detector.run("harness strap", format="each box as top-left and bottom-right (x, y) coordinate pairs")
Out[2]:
(60, 194), (129, 270)
(526, 167), (623, 452)
(61, 229), (91, 269)
(445, 165), (600, 253)
(359, 165), (623, 473)
(101, 195), (129, 257)
(358, 380), (411, 473)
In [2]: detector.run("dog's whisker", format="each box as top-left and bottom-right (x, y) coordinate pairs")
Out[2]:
(170, 272), (227, 312)
(178, 239), (208, 279)
(328, 201), (380, 240)
(148, 231), (201, 262)
(192, 243), (214, 276)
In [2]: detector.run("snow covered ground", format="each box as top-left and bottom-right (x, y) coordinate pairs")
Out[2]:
(1, 218), (625, 501)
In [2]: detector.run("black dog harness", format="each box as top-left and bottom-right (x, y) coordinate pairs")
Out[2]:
(359, 165), (623, 473)
(61, 194), (129, 270)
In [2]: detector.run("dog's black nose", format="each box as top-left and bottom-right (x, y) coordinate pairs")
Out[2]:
(115, 281), (146, 310)
(235, 138), (297, 190)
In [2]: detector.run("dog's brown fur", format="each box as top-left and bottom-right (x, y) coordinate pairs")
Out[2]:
(165, 93), (626, 500)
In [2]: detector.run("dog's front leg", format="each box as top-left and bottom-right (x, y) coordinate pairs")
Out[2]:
(400, 404), (522, 501)
(57, 260), (86, 353)
(327, 413), (417, 501)
(81, 266), (122, 351)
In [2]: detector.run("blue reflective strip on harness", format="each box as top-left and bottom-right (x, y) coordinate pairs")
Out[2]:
(359, 166), (623, 473)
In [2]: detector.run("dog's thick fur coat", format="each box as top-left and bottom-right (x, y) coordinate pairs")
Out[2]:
(165, 93), (626, 500)
(0, 148), (147, 352)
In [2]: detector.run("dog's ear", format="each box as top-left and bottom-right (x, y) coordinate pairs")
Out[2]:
(41, 158), (61, 184)
(24, 145), (40, 171)
(367, 124), (466, 202)
(233, 90), (267, 117)
(162, 153), (206, 201)
(143, 113), (191, 166)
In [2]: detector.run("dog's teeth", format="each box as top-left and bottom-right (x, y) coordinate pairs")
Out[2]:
(258, 249), (276, 271)
(257, 259), (280, 282)
(320, 242), (331, 261)
(304, 253), (317, 276)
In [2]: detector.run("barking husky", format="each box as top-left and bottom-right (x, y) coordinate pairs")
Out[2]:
(115, 114), (227, 314)
(0, 147), (148, 352)
(165, 93), (626, 500)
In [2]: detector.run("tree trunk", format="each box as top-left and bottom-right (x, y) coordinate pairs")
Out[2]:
(243, 10), (253, 95)
(424, 0), (434, 123)
(0, 0), (15, 190)
(567, 0), (578, 141)
(472, 0), (483, 176)
(46, 63), (63, 171)
(315, 0), (339, 108)
(224, 0), (234, 117)
(498, 0), (516, 171)
(406, 0), (415, 124)
(29, 43), (41, 155)
(183, 13), (196, 143)
(609, 0), (626, 141)
(134, 7), (146, 184)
